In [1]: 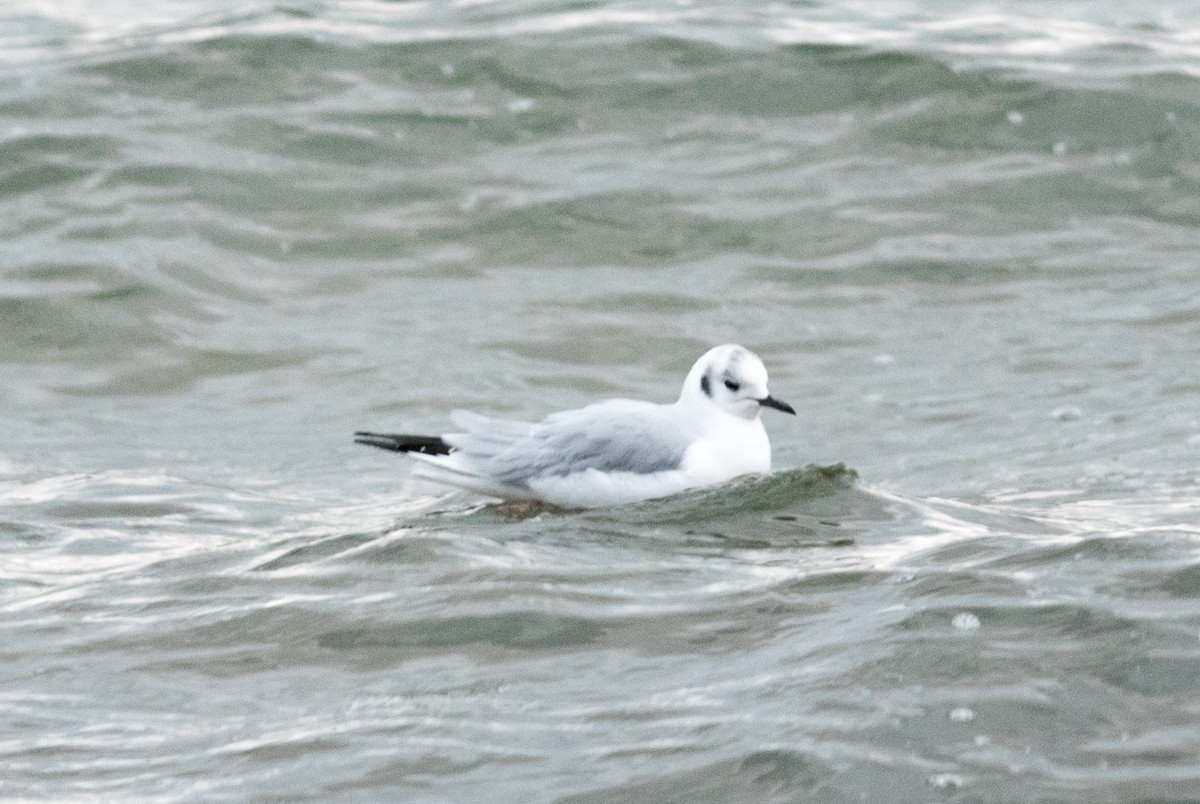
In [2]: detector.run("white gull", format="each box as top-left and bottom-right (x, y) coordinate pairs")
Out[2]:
(355, 344), (794, 508)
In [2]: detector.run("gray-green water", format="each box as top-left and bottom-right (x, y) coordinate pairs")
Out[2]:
(3, 1), (1200, 800)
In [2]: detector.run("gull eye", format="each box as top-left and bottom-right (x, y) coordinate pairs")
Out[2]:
(724, 379), (740, 392)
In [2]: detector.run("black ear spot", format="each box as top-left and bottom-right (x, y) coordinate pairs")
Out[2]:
(700, 374), (712, 397)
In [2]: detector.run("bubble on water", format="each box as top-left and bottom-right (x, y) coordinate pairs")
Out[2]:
(974, 734), (990, 746)
(952, 612), (981, 632)
(1051, 405), (1082, 422)
(930, 772), (966, 789)
(1006, 110), (1025, 125)
(507, 97), (537, 113)
(949, 707), (975, 722)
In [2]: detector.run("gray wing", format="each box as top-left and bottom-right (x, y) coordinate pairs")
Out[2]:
(444, 401), (693, 486)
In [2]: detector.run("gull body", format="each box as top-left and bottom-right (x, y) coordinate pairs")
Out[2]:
(355, 344), (794, 508)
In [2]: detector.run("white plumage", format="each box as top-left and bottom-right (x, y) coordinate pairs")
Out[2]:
(355, 344), (795, 508)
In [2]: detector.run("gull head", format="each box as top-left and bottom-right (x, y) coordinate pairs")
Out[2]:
(680, 344), (795, 420)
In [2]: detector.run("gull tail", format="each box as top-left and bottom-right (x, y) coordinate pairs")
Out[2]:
(355, 429), (534, 502)
(354, 432), (452, 456)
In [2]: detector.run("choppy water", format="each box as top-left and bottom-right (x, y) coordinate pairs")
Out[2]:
(3, 0), (1200, 800)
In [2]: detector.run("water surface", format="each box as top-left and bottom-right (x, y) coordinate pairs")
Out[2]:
(2, 0), (1200, 800)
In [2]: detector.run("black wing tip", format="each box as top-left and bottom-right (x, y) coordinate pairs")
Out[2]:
(354, 432), (452, 455)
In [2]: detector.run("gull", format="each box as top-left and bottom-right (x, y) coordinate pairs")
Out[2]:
(354, 344), (795, 508)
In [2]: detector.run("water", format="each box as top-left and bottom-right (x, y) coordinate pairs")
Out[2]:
(3, 0), (1200, 800)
